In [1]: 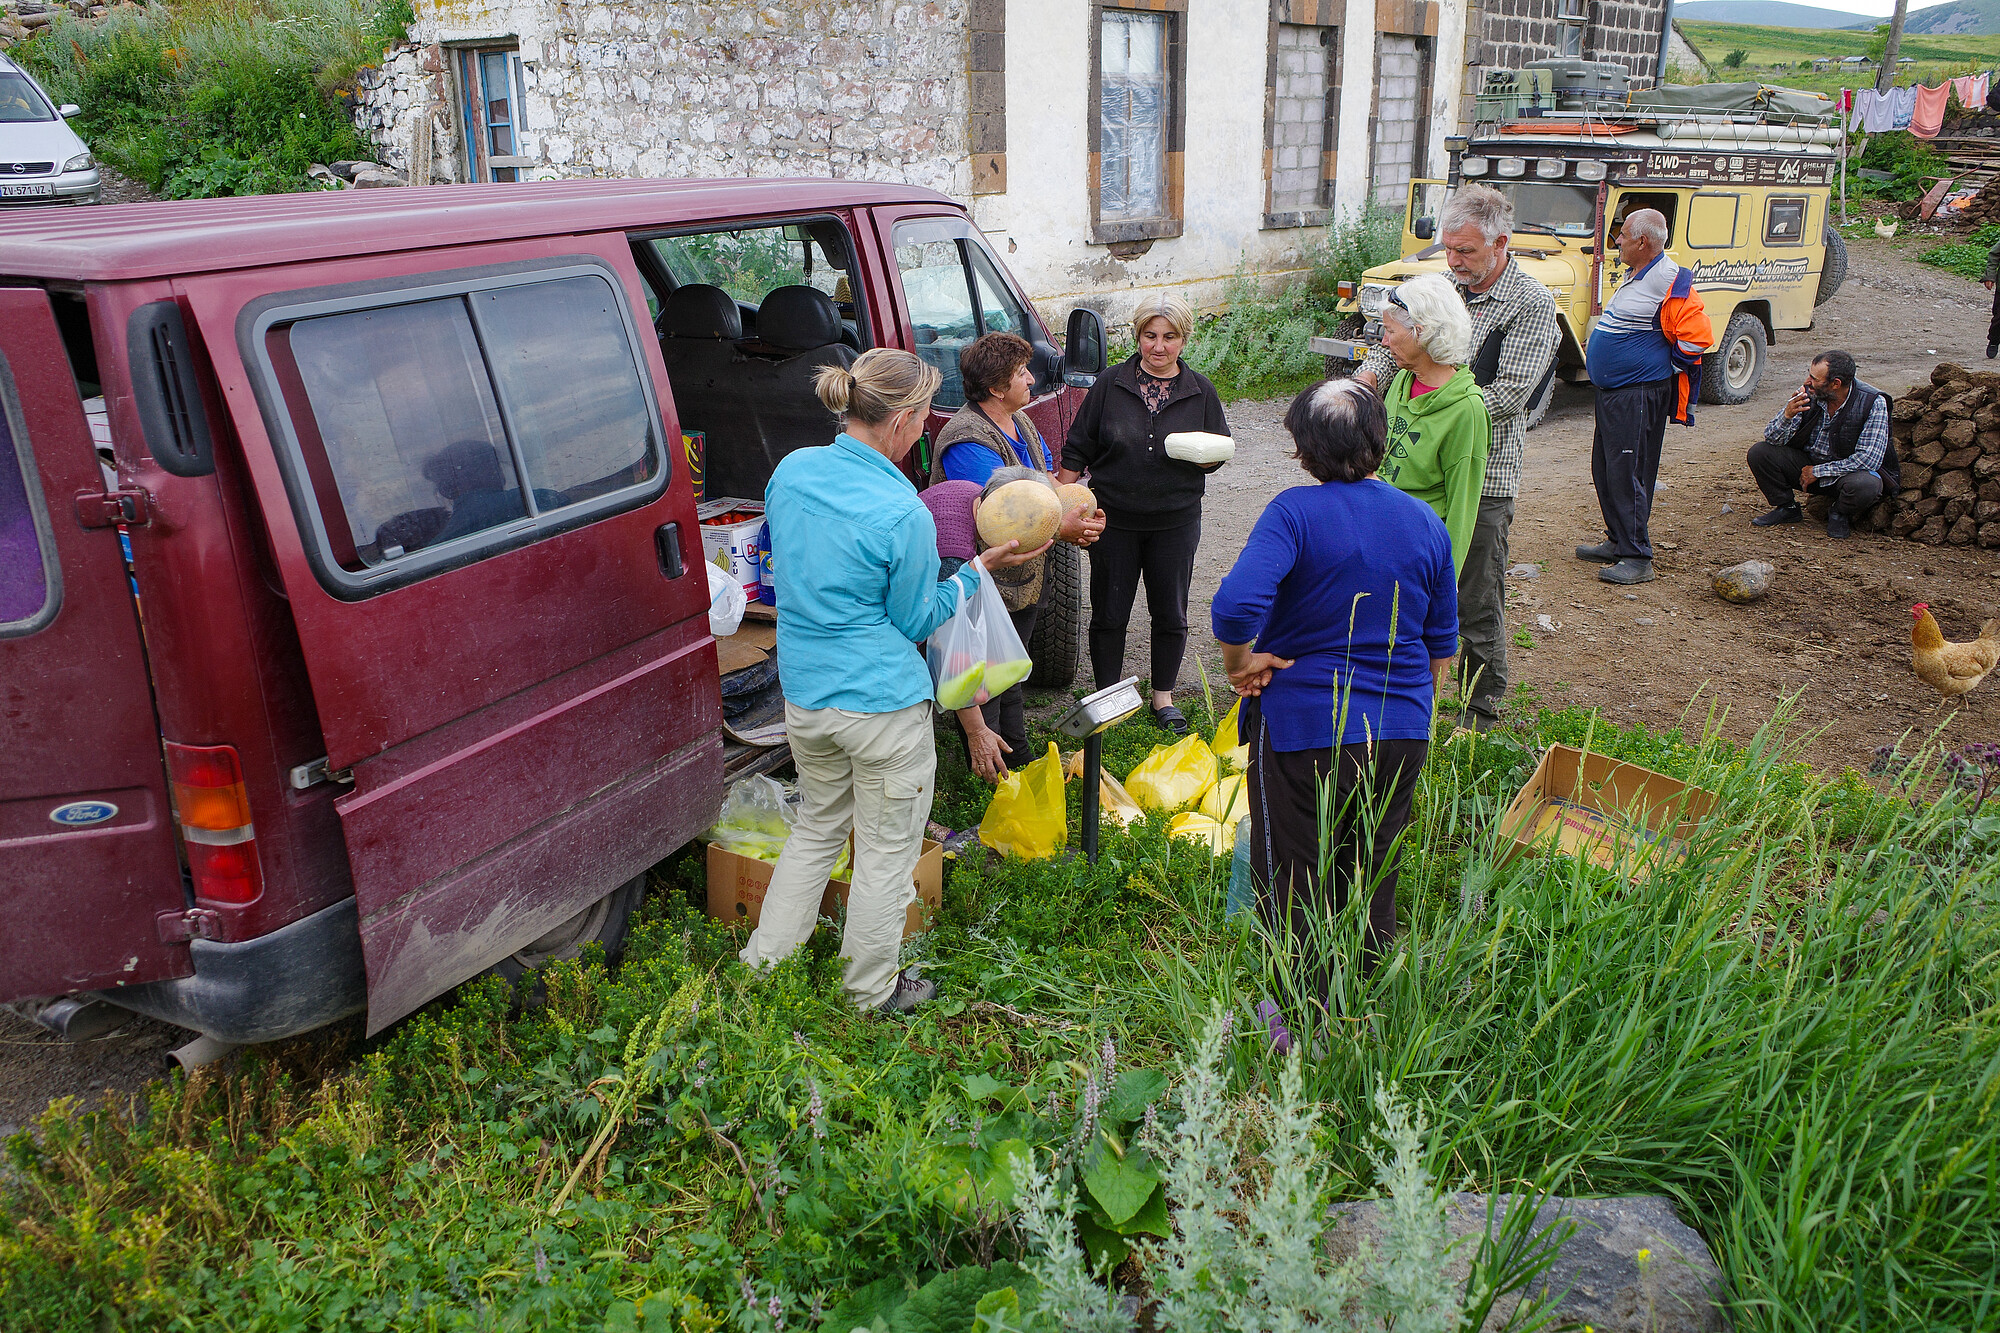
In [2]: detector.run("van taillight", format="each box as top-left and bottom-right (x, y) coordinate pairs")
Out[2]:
(165, 742), (262, 905)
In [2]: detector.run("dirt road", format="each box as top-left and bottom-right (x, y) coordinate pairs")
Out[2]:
(1113, 235), (2000, 775)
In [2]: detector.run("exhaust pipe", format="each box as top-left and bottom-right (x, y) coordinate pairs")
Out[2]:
(166, 1034), (240, 1072)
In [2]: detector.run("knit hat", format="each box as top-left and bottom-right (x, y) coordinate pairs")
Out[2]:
(921, 480), (982, 561)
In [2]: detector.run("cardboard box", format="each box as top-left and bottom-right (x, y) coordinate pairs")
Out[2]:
(698, 497), (764, 599)
(1495, 745), (1717, 883)
(706, 837), (943, 937)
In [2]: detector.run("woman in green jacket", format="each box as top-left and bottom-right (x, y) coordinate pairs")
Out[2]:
(1376, 273), (1490, 576)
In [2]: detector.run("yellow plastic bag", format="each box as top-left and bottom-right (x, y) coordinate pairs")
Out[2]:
(1169, 811), (1234, 856)
(1201, 774), (1249, 826)
(979, 743), (1068, 859)
(1063, 750), (1147, 827)
(1126, 733), (1218, 812)
(1212, 700), (1250, 773)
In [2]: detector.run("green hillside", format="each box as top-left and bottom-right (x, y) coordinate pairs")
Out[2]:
(1676, 0), (1873, 27)
(1677, 19), (2000, 78)
(1903, 0), (2000, 34)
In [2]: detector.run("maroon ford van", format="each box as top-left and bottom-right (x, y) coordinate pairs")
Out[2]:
(0, 179), (1105, 1042)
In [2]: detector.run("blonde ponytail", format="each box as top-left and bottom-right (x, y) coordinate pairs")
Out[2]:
(816, 348), (942, 426)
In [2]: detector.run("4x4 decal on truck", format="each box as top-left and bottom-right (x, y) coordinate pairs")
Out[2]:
(1685, 257), (1812, 292)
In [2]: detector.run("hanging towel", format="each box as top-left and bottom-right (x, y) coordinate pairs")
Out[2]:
(1911, 82), (1950, 139)
(1890, 85), (1918, 130)
(1952, 73), (1989, 110)
(1853, 87), (1895, 133)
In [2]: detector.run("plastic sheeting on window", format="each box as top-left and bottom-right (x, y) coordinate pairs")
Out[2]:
(1100, 10), (1166, 221)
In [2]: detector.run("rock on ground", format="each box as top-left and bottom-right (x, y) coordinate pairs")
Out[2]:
(1326, 1192), (1728, 1333)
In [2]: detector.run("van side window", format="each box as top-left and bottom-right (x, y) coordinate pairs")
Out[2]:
(256, 267), (662, 592)
(892, 216), (1034, 410)
(1765, 197), (1808, 246)
(0, 373), (60, 637)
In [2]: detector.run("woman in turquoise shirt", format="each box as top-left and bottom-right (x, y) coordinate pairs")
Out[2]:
(741, 349), (1044, 1014)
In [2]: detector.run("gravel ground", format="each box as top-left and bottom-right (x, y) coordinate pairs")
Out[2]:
(95, 166), (158, 205)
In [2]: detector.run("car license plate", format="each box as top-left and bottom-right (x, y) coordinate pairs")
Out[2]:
(1, 183), (55, 198)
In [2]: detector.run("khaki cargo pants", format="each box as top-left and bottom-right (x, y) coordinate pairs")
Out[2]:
(739, 700), (935, 1010)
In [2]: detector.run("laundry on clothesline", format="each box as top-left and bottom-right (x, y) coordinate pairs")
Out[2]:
(1911, 82), (1951, 138)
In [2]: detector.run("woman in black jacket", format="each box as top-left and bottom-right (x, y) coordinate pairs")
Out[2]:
(1060, 293), (1229, 733)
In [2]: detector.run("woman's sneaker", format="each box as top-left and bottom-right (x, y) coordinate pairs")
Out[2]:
(877, 969), (936, 1014)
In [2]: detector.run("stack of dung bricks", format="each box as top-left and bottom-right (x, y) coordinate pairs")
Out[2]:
(1873, 363), (2000, 547)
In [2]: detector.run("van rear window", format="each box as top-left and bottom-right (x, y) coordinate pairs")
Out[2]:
(260, 268), (661, 587)
(0, 374), (58, 637)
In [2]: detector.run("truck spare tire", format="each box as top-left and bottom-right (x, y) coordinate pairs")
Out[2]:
(1816, 227), (1848, 307)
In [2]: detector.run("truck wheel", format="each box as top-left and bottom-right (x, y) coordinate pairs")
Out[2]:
(1816, 227), (1849, 307)
(1028, 538), (1083, 689)
(483, 872), (647, 986)
(1700, 310), (1766, 405)
(1522, 373), (1557, 431)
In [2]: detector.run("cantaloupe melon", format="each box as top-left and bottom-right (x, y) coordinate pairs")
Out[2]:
(976, 479), (1061, 551)
(1055, 482), (1098, 516)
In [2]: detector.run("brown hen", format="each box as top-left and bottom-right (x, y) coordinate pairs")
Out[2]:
(1911, 603), (2000, 700)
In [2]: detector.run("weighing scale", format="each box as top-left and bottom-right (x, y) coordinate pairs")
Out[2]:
(1052, 675), (1144, 862)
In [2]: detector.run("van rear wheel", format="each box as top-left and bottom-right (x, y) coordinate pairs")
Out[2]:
(1028, 539), (1083, 689)
(484, 872), (647, 985)
(1700, 310), (1766, 406)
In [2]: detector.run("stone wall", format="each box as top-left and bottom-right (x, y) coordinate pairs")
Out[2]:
(362, 0), (970, 196)
(1467, 0), (1667, 85)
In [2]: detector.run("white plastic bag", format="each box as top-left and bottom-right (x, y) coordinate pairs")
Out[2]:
(707, 559), (748, 638)
(1164, 431), (1235, 466)
(927, 562), (1031, 710)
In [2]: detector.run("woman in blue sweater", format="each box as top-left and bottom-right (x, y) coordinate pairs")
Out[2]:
(1212, 378), (1458, 1004)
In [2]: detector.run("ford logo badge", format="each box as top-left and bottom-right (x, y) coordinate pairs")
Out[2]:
(50, 800), (119, 827)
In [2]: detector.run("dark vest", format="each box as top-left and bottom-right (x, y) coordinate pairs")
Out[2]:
(1797, 380), (1899, 491)
(1470, 325), (1559, 412)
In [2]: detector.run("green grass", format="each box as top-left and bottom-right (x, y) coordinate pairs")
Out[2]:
(1920, 221), (2000, 279)
(13, 0), (405, 198)
(1678, 18), (2000, 73)
(3, 700), (1996, 1330)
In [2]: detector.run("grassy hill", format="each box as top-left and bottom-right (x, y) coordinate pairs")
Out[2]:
(1901, 0), (2000, 34)
(1677, 18), (2000, 70)
(1676, 1), (1873, 28)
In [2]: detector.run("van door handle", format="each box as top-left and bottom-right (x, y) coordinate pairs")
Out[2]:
(656, 522), (685, 578)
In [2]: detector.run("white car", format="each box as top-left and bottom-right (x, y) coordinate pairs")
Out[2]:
(0, 53), (100, 206)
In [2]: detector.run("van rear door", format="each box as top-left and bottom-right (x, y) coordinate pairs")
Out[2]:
(182, 248), (719, 1032)
(0, 288), (188, 1002)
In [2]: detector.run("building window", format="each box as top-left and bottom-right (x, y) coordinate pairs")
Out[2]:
(1266, 21), (1339, 227)
(457, 46), (529, 183)
(1557, 0), (1586, 58)
(1370, 34), (1434, 208)
(1090, 2), (1185, 244)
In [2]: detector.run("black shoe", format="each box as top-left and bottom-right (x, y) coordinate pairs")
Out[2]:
(1827, 511), (1852, 539)
(1598, 558), (1655, 585)
(1751, 504), (1802, 527)
(876, 970), (935, 1015)
(1153, 704), (1189, 735)
(1987, 342), (1996, 359)
(1574, 541), (1620, 564)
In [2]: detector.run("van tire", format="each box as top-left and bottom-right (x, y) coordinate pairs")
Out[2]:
(1700, 310), (1766, 406)
(1816, 228), (1849, 306)
(483, 872), (647, 986)
(1028, 538), (1083, 689)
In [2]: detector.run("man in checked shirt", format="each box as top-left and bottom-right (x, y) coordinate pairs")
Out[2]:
(1745, 350), (1900, 540)
(1358, 183), (1560, 730)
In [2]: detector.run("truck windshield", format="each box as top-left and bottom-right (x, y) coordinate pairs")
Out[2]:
(1488, 182), (1597, 237)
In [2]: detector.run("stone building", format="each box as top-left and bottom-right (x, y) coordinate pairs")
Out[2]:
(353, 0), (1666, 321)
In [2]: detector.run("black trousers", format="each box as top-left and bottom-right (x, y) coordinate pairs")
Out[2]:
(955, 599), (1040, 771)
(1590, 377), (1672, 560)
(1242, 696), (1426, 1004)
(1746, 440), (1886, 517)
(1087, 517), (1200, 691)
(1988, 283), (2000, 348)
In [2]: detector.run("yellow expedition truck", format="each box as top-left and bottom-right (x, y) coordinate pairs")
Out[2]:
(1315, 66), (1847, 426)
